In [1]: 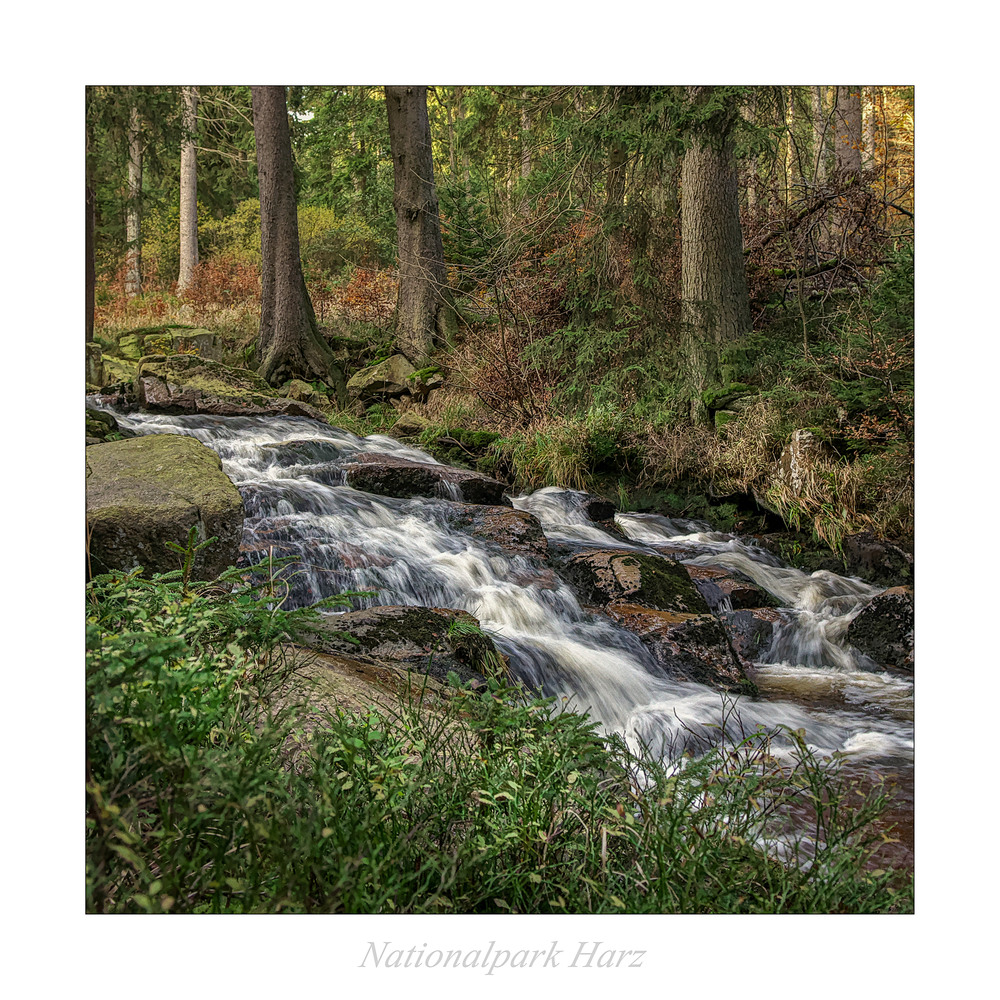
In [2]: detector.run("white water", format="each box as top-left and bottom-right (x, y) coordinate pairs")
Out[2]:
(90, 406), (913, 768)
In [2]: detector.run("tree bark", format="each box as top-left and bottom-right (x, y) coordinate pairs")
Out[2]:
(177, 86), (199, 295)
(252, 85), (346, 399)
(86, 179), (96, 343)
(812, 85), (829, 185)
(862, 86), (878, 172)
(125, 102), (143, 296)
(680, 87), (751, 419)
(385, 85), (456, 364)
(834, 86), (863, 174)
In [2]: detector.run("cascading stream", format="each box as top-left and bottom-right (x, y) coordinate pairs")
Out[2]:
(90, 406), (913, 772)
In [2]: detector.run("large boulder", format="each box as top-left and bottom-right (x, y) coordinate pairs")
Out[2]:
(301, 605), (506, 686)
(847, 586), (914, 672)
(841, 532), (913, 588)
(343, 453), (511, 505)
(440, 503), (549, 559)
(135, 355), (329, 420)
(604, 604), (753, 692)
(346, 354), (416, 402)
(117, 327), (224, 361)
(557, 548), (709, 614)
(86, 434), (245, 580)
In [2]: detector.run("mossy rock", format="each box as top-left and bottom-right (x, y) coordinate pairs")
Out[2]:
(343, 453), (511, 505)
(301, 606), (506, 686)
(557, 548), (710, 614)
(86, 434), (245, 580)
(135, 355), (329, 420)
(702, 382), (752, 411)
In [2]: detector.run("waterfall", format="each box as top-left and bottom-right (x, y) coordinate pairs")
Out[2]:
(90, 405), (913, 769)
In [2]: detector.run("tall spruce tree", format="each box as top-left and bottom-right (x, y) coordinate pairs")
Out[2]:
(252, 85), (346, 398)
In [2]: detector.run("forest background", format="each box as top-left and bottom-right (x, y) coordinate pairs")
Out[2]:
(6, 2), (992, 995)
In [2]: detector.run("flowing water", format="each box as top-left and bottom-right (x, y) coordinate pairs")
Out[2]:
(90, 405), (914, 865)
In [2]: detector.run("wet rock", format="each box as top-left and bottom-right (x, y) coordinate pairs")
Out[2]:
(343, 453), (511, 505)
(579, 493), (617, 522)
(847, 587), (914, 672)
(346, 354), (415, 402)
(85, 408), (135, 447)
(557, 548), (709, 614)
(135, 355), (329, 421)
(301, 605), (506, 686)
(716, 607), (785, 663)
(685, 564), (777, 613)
(842, 532), (913, 588)
(441, 503), (548, 559)
(86, 434), (244, 580)
(604, 603), (752, 692)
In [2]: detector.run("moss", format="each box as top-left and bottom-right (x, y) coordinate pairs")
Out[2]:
(701, 382), (752, 411)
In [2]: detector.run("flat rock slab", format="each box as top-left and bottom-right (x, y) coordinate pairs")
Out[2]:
(604, 603), (752, 692)
(86, 434), (244, 579)
(301, 605), (506, 686)
(135, 354), (329, 421)
(343, 453), (511, 505)
(557, 548), (709, 614)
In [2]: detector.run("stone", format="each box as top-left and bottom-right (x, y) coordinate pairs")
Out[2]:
(300, 605), (506, 686)
(86, 342), (104, 387)
(279, 379), (334, 411)
(684, 564), (777, 613)
(440, 503), (549, 559)
(716, 607), (785, 663)
(604, 603), (752, 692)
(346, 354), (416, 402)
(777, 428), (835, 494)
(86, 434), (245, 580)
(85, 408), (135, 447)
(134, 355), (330, 421)
(557, 548), (710, 614)
(343, 453), (511, 505)
(841, 532), (913, 588)
(390, 410), (435, 437)
(847, 587), (914, 672)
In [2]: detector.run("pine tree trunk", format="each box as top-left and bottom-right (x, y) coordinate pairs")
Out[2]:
(177, 86), (199, 295)
(812, 86), (828, 185)
(125, 103), (143, 296)
(834, 86), (863, 174)
(680, 87), (751, 419)
(252, 85), (346, 400)
(86, 179), (95, 343)
(385, 85), (455, 364)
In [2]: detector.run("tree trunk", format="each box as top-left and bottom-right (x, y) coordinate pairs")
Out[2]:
(177, 86), (199, 295)
(680, 87), (751, 420)
(86, 179), (96, 343)
(385, 85), (456, 364)
(251, 85), (346, 400)
(125, 102), (142, 296)
(834, 86), (863, 174)
(862, 86), (878, 172)
(812, 85), (828, 185)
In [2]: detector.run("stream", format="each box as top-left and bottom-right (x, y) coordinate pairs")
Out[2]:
(90, 406), (914, 866)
